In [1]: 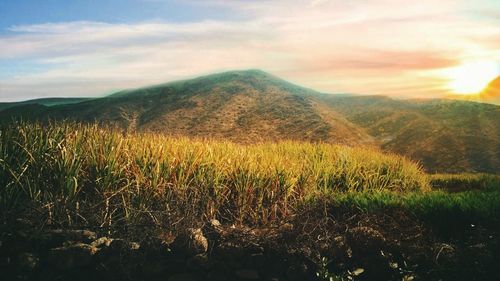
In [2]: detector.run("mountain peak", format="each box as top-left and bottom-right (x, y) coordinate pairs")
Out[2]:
(111, 69), (319, 99)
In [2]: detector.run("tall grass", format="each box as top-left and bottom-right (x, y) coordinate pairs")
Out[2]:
(0, 121), (429, 229)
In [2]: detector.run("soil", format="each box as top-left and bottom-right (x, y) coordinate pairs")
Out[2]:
(1, 206), (498, 281)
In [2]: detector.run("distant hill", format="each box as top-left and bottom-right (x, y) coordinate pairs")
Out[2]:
(0, 97), (90, 112)
(1, 70), (499, 173)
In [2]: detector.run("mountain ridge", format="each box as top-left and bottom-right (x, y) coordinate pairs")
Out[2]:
(0, 97), (91, 112)
(1, 70), (498, 173)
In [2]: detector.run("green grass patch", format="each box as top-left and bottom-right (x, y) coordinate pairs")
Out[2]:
(429, 173), (500, 191)
(310, 188), (500, 225)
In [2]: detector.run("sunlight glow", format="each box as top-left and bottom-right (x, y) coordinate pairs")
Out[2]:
(445, 61), (499, 95)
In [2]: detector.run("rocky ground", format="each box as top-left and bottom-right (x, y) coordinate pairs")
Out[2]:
(1, 207), (498, 281)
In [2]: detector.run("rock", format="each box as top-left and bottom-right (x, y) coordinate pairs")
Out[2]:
(235, 269), (260, 280)
(90, 237), (113, 248)
(47, 243), (98, 270)
(108, 238), (140, 253)
(204, 219), (224, 241)
(346, 227), (385, 255)
(172, 228), (208, 256)
(43, 229), (97, 246)
(16, 252), (39, 271)
(210, 219), (222, 228)
(168, 273), (201, 281)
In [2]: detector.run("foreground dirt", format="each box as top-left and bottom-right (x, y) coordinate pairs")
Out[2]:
(1, 207), (498, 281)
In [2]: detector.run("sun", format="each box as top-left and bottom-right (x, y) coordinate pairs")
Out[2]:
(445, 61), (499, 95)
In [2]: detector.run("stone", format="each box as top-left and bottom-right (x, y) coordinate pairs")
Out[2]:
(47, 243), (98, 270)
(210, 219), (222, 228)
(108, 238), (140, 253)
(45, 229), (97, 244)
(235, 269), (260, 280)
(90, 237), (113, 248)
(172, 228), (208, 256)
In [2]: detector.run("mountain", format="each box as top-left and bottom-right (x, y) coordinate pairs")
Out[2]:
(1, 70), (499, 173)
(0, 70), (374, 146)
(314, 95), (500, 173)
(0, 97), (90, 112)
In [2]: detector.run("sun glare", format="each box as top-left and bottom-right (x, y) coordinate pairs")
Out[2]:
(446, 61), (499, 95)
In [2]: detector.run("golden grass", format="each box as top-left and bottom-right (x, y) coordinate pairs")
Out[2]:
(0, 121), (429, 227)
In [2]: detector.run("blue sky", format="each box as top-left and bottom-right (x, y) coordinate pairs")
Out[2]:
(0, 0), (236, 30)
(0, 0), (499, 102)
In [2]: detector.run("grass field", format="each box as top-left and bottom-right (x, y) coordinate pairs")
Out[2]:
(0, 121), (498, 232)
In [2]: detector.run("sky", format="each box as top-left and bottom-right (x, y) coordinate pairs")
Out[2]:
(0, 0), (500, 102)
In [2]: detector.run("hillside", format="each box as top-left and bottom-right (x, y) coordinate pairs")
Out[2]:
(315, 95), (500, 173)
(0, 70), (374, 146)
(1, 70), (499, 173)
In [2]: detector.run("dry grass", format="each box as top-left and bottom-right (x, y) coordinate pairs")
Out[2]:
(0, 121), (429, 230)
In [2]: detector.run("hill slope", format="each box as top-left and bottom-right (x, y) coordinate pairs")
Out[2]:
(1, 70), (499, 173)
(0, 70), (374, 145)
(314, 95), (500, 173)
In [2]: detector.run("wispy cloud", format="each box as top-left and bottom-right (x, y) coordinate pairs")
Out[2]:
(0, 0), (499, 101)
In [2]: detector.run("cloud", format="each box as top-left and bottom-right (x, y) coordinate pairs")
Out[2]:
(0, 0), (499, 101)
